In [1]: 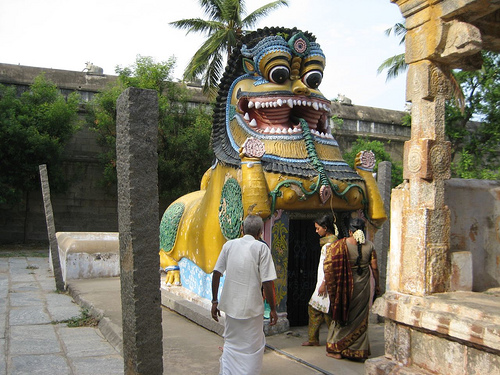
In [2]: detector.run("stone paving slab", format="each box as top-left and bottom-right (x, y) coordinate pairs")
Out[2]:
(9, 291), (44, 307)
(2, 257), (123, 375)
(10, 354), (70, 375)
(58, 326), (120, 358)
(70, 355), (123, 375)
(9, 325), (61, 355)
(9, 306), (52, 326)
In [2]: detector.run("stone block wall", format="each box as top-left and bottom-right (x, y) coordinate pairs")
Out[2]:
(0, 63), (409, 244)
(445, 179), (500, 291)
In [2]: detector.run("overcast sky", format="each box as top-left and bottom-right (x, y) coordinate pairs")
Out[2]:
(0, 0), (407, 111)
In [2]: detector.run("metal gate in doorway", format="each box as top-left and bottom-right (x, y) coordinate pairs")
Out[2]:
(286, 219), (321, 327)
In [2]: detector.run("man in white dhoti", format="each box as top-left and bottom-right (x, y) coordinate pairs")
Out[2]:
(211, 214), (278, 375)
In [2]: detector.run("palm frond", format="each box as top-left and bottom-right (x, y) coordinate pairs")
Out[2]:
(183, 30), (227, 83)
(202, 49), (225, 99)
(169, 18), (222, 36)
(377, 53), (407, 81)
(243, 0), (289, 28)
(445, 70), (466, 114)
(384, 22), (406, 45)
(199, 0), (224, 20)
(221, 0), (244, 26)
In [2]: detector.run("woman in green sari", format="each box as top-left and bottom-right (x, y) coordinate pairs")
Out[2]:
(323, 217), (380, 361)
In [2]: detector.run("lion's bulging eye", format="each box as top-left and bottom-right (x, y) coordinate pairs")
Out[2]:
(269, 66), (290, 84)
(302, 70), (323, 89)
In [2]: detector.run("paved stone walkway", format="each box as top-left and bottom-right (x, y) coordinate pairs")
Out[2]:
(0, 254), (385, 375)
(0, 257), (123, 375)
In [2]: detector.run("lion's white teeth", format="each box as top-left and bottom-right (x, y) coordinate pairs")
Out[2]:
(248, 101), (254, 109)
(312, 102), (319, 111)
(249, 119), (257, 127)
(264, 127), (270, 133)
(244, 113), (250, 121)
(288, 128), (293, 134)
(255, 101), (262, 109)
(287, 99), (294, 108)
(277, 99), (283, 106)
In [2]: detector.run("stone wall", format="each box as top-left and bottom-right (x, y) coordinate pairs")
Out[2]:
(331, 101), (410, 163)
(0, 62), (409, 244)
(446, 179), (500, 291)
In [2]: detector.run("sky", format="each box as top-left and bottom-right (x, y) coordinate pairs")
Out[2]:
(0, 0), (407, 111)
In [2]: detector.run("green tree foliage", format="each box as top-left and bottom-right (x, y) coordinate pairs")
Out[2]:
(446, 51), (500, 180)
(87, 55), (214, 205)
(170, 0), (289, 98)
(343, 138), (404, 188)
(0, 74), (80, 204)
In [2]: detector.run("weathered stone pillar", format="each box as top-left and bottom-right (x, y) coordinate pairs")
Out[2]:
(374, 161), (391, 293)
(367, 1), (499, 374)
(116, 87), (163, 374)
(395, 59), (452, 295)
(386, 0), (483, 296)
(39, 164), (65, 292)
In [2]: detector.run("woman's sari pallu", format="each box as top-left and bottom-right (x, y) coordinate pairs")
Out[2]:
(324, 238), (371, 360)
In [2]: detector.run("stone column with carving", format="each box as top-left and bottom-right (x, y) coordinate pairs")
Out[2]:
(368, 1), (498, 373)
(387, 0), (483, 297)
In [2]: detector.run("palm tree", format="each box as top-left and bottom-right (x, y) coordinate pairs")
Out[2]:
(170, 0), (289, 99)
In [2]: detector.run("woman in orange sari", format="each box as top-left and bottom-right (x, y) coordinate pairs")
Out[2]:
(323, 217), (380, 361)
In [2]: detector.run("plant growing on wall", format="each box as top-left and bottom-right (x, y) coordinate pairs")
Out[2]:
(0, 74), (80, 205)
(87, 55), (214, 206)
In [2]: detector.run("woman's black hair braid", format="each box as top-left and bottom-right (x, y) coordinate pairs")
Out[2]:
(355, 243), (363, 275)
(349, 218), (365, 275)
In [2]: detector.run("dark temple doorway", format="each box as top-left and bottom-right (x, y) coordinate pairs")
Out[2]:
(286, 218), (321, 326)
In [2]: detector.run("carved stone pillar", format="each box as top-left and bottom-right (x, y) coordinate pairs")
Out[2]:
(387, 0), (483, 297)
(394, 61), (452, 295)
(368, 1), (500, 373)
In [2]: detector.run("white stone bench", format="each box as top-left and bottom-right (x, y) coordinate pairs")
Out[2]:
(53, 232), (120, 284)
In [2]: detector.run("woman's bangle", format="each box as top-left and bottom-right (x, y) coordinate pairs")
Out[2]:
(212, 300), (218, 304)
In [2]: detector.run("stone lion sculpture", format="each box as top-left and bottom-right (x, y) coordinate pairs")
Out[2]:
(159, 27), (387, 295)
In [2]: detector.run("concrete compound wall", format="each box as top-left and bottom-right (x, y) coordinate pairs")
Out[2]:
(0, 62), (409, 244)
(445, 179), (500, 291)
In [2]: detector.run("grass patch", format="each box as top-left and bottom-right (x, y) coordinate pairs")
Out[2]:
(0, 242), (49, 258)
(52, 309), (100, 328)
(0, 250), (48, 258)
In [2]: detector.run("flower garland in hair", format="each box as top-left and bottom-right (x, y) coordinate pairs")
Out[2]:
(353, 229), (365, 244)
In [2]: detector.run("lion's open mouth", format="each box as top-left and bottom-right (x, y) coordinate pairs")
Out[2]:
(237, 96), (333, 139)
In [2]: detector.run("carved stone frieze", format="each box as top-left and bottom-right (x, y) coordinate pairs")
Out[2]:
(404, 139), (450, 180)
